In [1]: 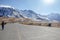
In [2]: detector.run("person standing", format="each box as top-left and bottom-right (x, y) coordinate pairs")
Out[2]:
(1, 21), (5, 30)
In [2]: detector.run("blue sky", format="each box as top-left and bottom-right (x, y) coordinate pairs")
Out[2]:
(0, 0), (60, 15)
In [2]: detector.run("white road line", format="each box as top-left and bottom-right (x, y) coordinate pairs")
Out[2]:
(16, 26), (21, 40)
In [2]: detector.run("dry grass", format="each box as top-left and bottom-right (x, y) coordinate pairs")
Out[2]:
(20, 21), (60, 27)
(0, 17), (60, 28)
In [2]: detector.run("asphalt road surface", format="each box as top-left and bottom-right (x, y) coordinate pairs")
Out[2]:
(0, 23), (60, 40)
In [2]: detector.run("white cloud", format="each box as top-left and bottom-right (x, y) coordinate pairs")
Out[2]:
(0, 5), (15, 9)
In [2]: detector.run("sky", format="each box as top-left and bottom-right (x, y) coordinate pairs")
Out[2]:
(0, 0), (60, 15)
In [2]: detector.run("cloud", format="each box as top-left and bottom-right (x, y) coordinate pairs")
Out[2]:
(0, 5), (15, 9)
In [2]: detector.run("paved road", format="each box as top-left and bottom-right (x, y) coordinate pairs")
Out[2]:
(0, 23), (60, 40)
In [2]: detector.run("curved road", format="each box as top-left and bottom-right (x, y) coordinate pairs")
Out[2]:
(0, 23), (60, 40)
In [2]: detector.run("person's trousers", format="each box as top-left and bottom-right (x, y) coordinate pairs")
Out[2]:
(2, 25), (4, 30)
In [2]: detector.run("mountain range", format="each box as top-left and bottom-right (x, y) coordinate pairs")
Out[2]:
(0, 5), (60, 21)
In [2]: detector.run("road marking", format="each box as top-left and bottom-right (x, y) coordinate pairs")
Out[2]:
(16, 25), (21, 40)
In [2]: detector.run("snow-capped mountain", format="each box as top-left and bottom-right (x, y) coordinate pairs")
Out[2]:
(19, 10), (49, 21)
(19, 10), (39, 19)
(0, 5), (50, 21)
(0, 5), (24, 18)
(0, 5), (60, 21)
(47, 13), (60, 21)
